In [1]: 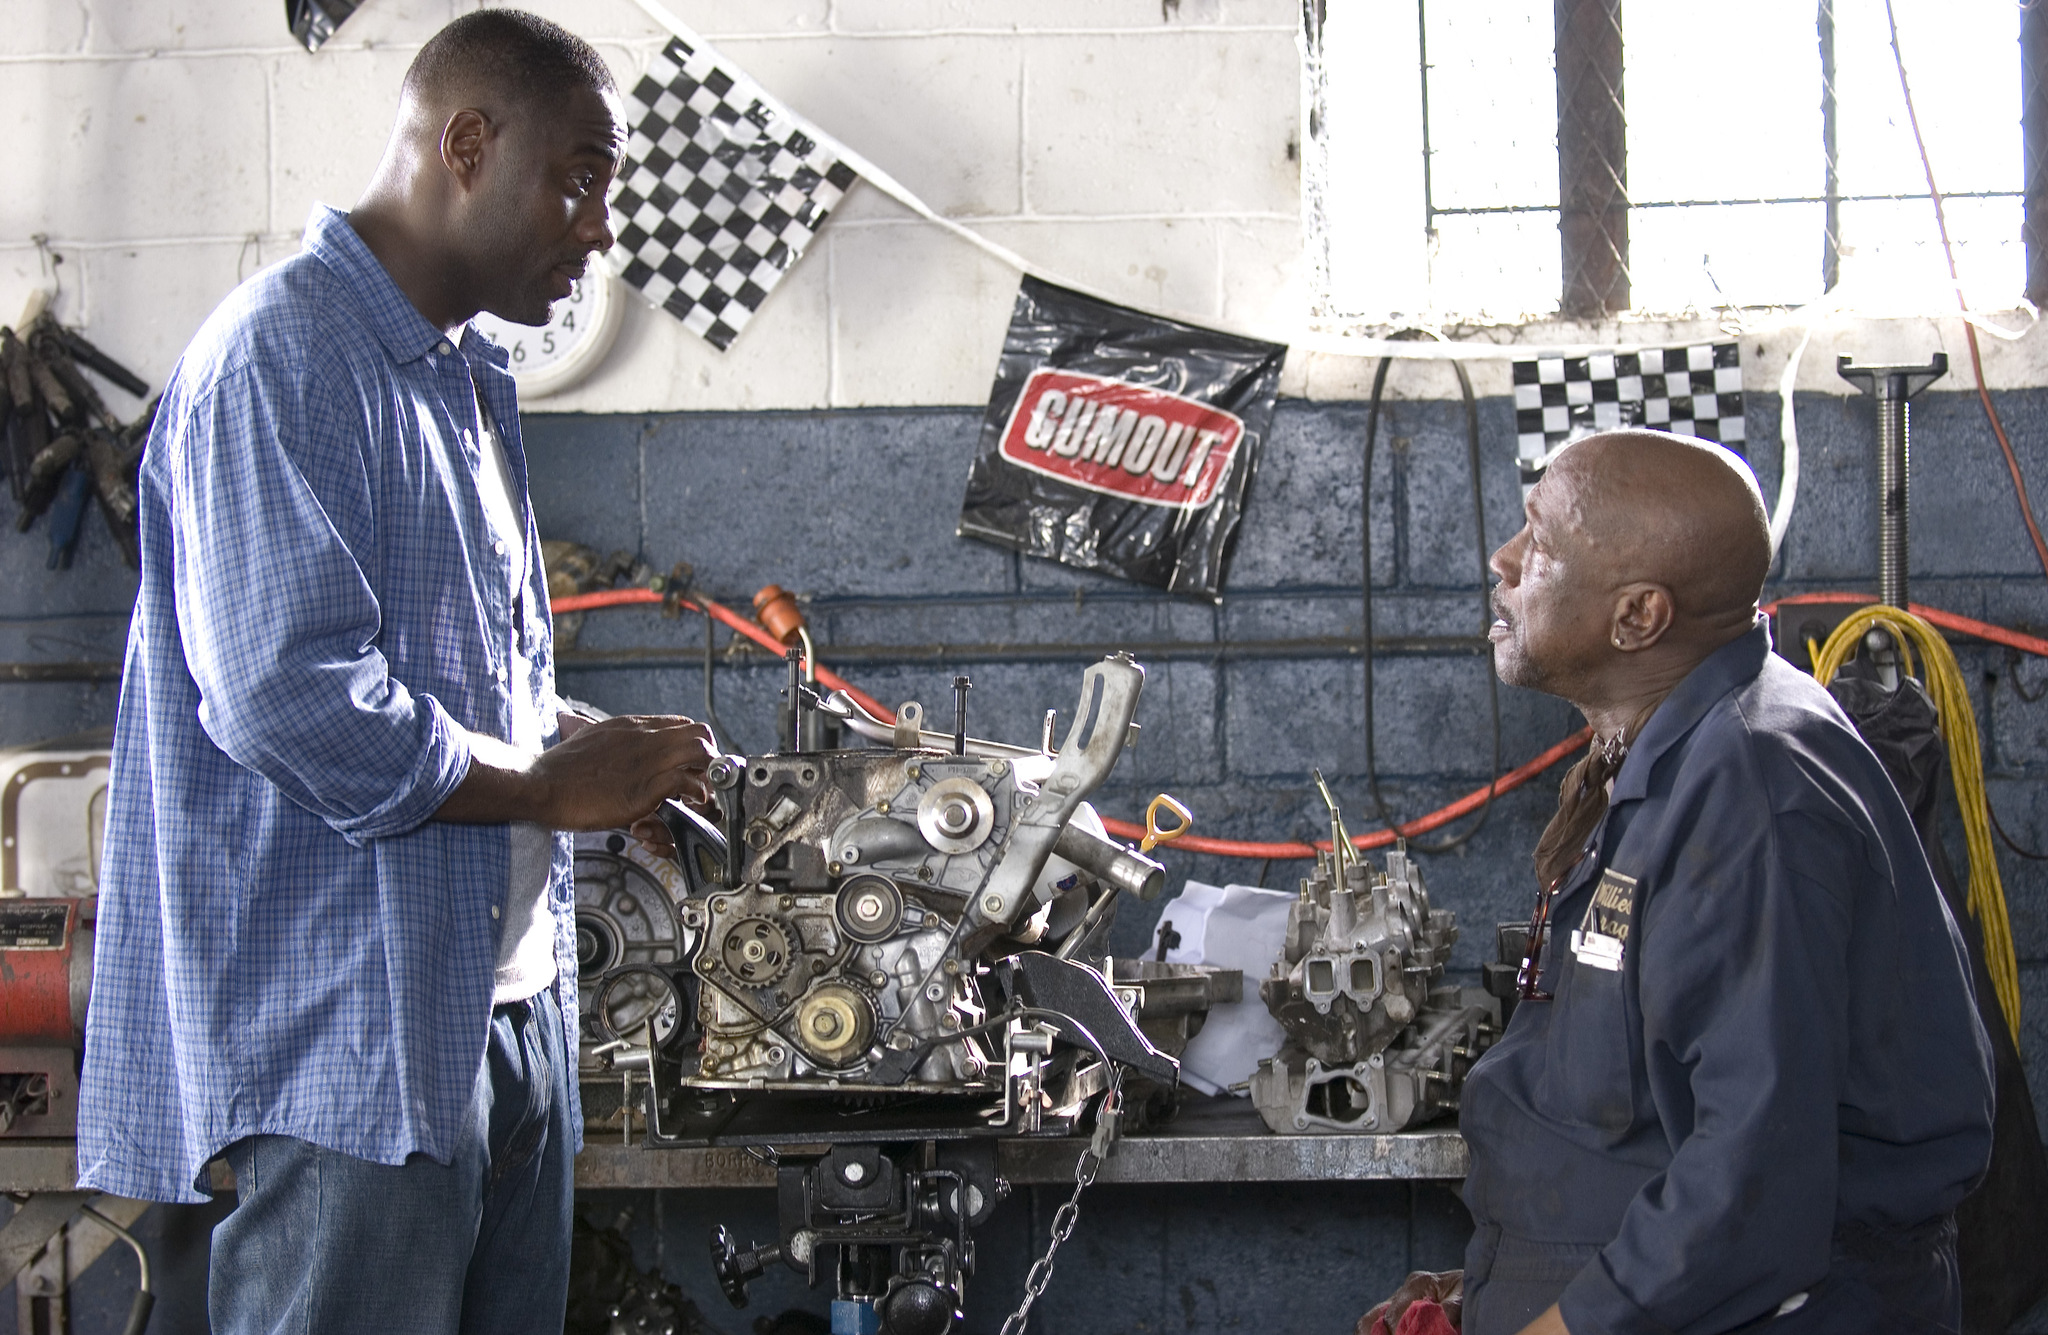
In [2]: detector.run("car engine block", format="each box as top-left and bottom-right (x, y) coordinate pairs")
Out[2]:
(1250, 774), (1498, 1134)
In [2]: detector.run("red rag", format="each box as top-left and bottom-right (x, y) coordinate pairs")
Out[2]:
(1394, 1300), (1457, 1335)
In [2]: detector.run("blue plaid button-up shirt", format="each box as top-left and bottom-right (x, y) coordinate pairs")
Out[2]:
(78, 206), (580, 1203)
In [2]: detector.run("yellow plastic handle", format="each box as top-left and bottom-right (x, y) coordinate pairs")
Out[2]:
(1140, 793), (1194, 853)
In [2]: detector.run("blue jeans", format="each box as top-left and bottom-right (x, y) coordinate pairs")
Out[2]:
(208, 989), (574, 1335)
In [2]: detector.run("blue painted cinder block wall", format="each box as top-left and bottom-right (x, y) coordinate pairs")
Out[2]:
(4, 388), (2047, 1332)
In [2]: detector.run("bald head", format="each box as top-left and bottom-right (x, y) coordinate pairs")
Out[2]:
(1489, 429), (1771, 726)
(1545, 430), (1771, 625)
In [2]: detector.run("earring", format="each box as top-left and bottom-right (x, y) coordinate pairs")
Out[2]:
(1612, 634), (1625, 649)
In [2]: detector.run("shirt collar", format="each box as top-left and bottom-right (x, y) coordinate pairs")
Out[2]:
(1609, 617), (1773, 803)
(301, 204), (460, 367)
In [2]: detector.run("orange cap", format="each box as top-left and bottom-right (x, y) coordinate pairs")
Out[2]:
(753, 584), (806, 645)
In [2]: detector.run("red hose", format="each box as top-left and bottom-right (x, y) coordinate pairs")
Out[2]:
(550, 587), (895, 720)
(1763, 594), (2048, 659)
(1099, 727), (1592, 859)
(551, 588), (2048, 861)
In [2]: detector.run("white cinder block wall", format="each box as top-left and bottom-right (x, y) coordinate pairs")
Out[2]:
(6, 0), (2048, 417)
(0, 0), (1304, 416)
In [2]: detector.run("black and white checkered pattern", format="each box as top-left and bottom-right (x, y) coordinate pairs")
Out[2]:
(1512, 343), (1746, 493)
(609, 37), (858, 351)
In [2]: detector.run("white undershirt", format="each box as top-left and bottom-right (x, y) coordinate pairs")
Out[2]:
(473, 389), (558, 1004)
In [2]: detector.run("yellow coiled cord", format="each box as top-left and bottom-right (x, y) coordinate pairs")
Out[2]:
(1812, 606), (2021, 1043)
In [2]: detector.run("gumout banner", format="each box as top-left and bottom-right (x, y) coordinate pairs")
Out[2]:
(958, 277), (1287, 600)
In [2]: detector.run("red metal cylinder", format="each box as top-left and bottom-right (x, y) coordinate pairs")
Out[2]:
(0, 898), (87, 1045)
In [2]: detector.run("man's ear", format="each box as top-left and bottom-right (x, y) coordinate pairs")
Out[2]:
(1611, 582), (1674, 652)
(439, 108), (492, 190)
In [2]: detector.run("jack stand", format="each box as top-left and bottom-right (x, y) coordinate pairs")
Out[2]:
(1838, 354), (1947, 609)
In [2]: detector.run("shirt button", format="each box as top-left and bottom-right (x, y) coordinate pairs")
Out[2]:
(493, 540), (506, 557)
(438, 341), (455, 357)
(491, 905), (501, 920)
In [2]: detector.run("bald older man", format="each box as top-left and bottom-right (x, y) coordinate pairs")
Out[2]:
(79, 12), (713, 1333)
(1380, 432), (1993, 1335)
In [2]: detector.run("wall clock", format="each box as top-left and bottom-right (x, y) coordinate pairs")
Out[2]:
(468, 270), (624, 399)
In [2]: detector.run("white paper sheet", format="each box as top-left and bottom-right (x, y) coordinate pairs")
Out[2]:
(1154, 879), (1296, 1097)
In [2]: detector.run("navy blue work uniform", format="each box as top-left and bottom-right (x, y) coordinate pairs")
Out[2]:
(1460, 623), (1994, 1335)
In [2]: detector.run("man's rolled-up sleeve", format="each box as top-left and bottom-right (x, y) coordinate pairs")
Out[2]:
(166, 361), (472, 844)
(1557, 807), (1850, 1335)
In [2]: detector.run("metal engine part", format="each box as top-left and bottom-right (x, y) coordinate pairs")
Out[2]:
(572, 810), (727, 1137)
(653, 654), (1176, 1133)
(1109, 957), (1241, 1129)
(1250, 772), (1498, 1134)
(658, 655), (1189, 1331)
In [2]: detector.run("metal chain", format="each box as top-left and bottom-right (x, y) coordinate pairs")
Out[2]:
(998, 1077), (1122, 1335)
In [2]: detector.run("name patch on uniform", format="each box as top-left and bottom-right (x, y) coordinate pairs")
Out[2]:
(1570, 869), (1637, 972)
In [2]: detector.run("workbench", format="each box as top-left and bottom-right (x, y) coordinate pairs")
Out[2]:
(0, 1099), (1467, 1193)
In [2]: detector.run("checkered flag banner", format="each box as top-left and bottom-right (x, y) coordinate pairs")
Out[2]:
(609, 36), (859, 351)
(1512, 344), (1746, 495)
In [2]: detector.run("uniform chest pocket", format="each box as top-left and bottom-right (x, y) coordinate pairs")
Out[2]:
(1534, 872), (1644, 1138)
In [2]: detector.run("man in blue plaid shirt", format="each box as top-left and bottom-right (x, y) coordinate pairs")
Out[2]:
(75, 13), (712, 1332)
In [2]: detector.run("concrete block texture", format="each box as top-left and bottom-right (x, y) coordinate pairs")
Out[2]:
(1225, 401), (1389, 590)
(0, 1), (88, 57)
(827, 224), (1019, 406)
(1218, 214), (1305, 343)
(504, 0), (832, 43)
(977, 216), (1223, 323)
(832, 0), (1244, 32)
(1022, 29), (1301, 217)
(0, 54), (269, 242)
(268, 47), (415, 233)
(539, 256), (835, 414)
(78, 240), (247, 402)
(716, 34), (1023, 219)
(636, 406), (1016, 597)
(85, 0), (451, 52)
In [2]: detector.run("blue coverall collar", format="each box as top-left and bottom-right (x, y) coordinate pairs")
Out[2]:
(1609, 617), (1773, 804)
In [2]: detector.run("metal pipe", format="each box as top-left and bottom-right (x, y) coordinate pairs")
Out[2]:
(816, 690), (1040, 760)
(952, 675), (970, 756)
(1838, 355), (1947, 609)
(0, 661), (123, 681)
(2026, 0), (2048, 304)
(1053, 824), (1166, 901)
(783, 647), (803, 752)
(558, 635), (1495, 672)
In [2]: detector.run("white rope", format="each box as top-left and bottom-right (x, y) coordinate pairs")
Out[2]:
(1772, 319), (1811, 559)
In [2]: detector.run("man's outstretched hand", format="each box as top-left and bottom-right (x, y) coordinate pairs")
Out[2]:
(438, 714), (715, 832)
(1358, 1270), (1463, 1335)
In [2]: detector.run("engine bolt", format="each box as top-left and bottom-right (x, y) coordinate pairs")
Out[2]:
(828, 861), (844, 875)
(877, 800), (892, 815)
(982, 895), (1003, 914)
